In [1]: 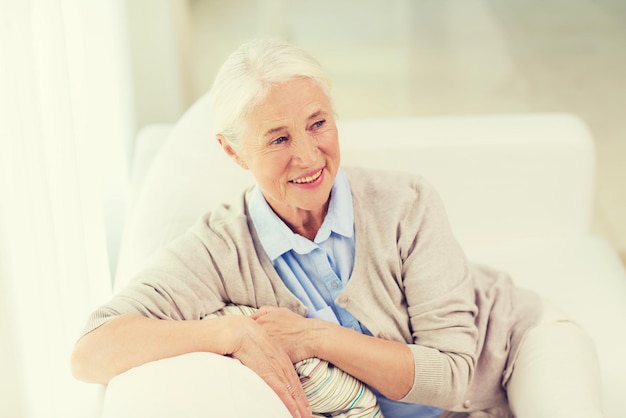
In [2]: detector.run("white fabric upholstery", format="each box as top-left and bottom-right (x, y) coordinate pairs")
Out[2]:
(339, 115), (595, 251)
(115, 93), (253, 290)
(507, 301), (604, 418)
(108, 91), (626, 417)
(102, 353), (291, 418)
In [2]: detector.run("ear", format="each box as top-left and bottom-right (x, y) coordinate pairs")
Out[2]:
(217, 135), (248, 170)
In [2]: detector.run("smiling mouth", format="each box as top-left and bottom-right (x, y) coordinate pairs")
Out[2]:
(290, 168), (323, 184)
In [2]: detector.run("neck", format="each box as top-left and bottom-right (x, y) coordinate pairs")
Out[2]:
(275, 204), (329, 241)
(288, 216), (324, 241)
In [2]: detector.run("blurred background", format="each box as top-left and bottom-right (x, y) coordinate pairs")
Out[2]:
(0, 1), (624, 417)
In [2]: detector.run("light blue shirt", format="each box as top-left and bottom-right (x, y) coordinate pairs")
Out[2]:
(249, 169), (361, 331)
(249, 169), (443, 418)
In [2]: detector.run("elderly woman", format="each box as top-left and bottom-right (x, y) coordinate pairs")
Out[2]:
(72, 39), (604, 418)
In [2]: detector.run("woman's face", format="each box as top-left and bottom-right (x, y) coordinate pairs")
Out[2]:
(223, 77), (340, 223)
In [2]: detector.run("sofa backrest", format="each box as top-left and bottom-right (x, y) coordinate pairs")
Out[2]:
(339, 114), (595, 252)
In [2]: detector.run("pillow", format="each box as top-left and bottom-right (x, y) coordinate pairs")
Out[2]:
(204, 305), (382, 418)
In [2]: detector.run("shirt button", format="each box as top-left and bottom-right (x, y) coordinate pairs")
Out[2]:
(330, 280), (340, 289)
(463, 400), (471, 409)
(338, 296), (349, 304)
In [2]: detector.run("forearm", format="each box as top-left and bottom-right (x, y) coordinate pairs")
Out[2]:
(311, 319), (414, 400)
(71, 314), (239, 384)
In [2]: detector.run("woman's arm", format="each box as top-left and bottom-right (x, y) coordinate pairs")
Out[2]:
(252, 307), (414, 400)
(71, 314), (310, 418)
(313, 318), (415, 400)
(252, 177), (478, 407)
(71, 314), (232, 383)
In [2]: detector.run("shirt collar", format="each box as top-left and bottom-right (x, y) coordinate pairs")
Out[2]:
(249, 169), (354, 261)
(314, 169), (354, 242)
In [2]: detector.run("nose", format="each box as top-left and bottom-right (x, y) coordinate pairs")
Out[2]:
(292, 135), (319, 165)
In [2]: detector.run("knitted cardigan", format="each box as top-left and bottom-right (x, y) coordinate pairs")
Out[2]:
(83, 166), (541, 414)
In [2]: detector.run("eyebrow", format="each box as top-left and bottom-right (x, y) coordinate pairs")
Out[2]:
(262, 125), (287, 139)
(262, 110), (328, 139)
(308, 110), (326, 121)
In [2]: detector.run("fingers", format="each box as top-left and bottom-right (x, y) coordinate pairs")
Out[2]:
(272, 370), (310, 418)
(253, 350), (310, 418)
(250, 305), (276, 320)
(228, 317), (309, 417)
(264, 342), (310, 418)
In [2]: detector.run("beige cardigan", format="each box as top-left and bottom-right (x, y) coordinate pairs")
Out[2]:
(84, 166), (541, 414)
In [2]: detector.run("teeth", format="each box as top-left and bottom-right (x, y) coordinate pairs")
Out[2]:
(292, 169), (322, 184)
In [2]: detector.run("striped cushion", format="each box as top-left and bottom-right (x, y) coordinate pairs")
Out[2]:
(203, 305), (383, 418)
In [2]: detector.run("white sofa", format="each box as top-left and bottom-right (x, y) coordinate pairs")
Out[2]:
(104, 92), (626, 417)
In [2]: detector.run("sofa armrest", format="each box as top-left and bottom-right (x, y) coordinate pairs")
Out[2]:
(102, 353), (291, 418)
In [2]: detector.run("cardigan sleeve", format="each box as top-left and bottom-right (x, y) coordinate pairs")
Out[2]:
(79, 191), (307, 339)
(397, 178), (479, 408)
(80, 227), (232, 336)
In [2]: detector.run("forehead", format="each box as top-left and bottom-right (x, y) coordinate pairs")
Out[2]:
(247, 78), (331, 132)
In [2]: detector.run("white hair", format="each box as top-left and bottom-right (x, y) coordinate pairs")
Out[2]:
(209, 39), (332, 147)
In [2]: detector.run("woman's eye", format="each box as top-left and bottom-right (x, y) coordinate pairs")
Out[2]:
(312, 120), (325, 129)
(271, 136), (288, 145)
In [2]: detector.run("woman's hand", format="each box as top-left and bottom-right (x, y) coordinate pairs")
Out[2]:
(252, 306), (416, 401)
(251, 306), (318, 363)
(221, 315), (311, 418)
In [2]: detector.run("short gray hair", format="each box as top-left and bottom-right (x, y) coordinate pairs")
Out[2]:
(209, 39), (332, 147)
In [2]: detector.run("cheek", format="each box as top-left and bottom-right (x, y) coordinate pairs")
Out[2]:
(253, 153), (291, 180)
(318, 131), (340, 157)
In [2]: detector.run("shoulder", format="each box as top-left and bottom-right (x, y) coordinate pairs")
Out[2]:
(342, 166), (438, 214)
(165, 188), (258, 267)
(187, 190), (256, 248)
(343, 166), (432, 193)
(343, 166), (455, 253)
